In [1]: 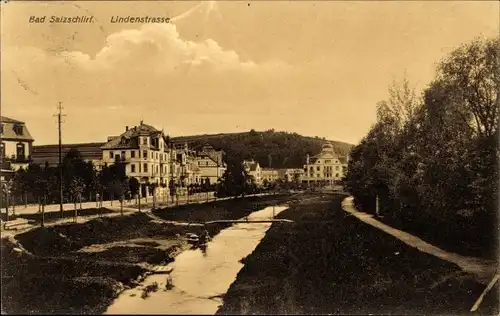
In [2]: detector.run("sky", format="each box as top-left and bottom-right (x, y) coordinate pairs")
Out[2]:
(1, 1), (498, 145)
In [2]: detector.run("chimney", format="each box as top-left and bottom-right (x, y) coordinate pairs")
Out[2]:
(125, 126), (129, 131)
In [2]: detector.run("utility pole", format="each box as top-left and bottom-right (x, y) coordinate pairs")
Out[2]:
(55, 102), (65, 218)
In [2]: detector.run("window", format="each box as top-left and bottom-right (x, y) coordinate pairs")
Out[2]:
(114, 154), (120, 161)
(16, 143), (25, 159)
(0, 124), (3, 134)
(336, 166), (339, 170)
(13, 124), (23, 135)
(310, 166), (314, 172)
(156, 152), (159, 160)
(316, 166), (320, 171)
(143, 138), (148, 145)
(131, 164), (136, 173)
(143, 163), (148, 172)
(109, 152), (113, 159)
(131, 151), (136, 158)
(0, 143), (4, 158)
(325, 160), (331, 164)
(151, 152), (154, 159)
(335, 173), (339, 177)
(143, 150), (147, 159)
(156, 166), (159, 173)
(121, 151), (126, 159)
(206, 161), (209, 166)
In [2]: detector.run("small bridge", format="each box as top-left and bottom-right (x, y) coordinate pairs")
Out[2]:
(204, 219), (294, 225)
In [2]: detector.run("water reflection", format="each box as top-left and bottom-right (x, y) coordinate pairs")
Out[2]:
(105, 205), (288, 315)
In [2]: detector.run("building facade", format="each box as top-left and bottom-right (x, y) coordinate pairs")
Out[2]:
(194, 144), (226, 185)
(261, 168), (279, 184)
(0, 116), (34, 179)
(243, 159), (262, 186)
(278, 168), (305, 183)
(101, 122), (174, 198)
(302, 143), (347, 186)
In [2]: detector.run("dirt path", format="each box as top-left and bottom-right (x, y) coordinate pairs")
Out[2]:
(341, 196), (498, 285)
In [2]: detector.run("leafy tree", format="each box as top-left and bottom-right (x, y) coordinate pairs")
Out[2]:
(69, 177), (85, 222)
(217, 160), (252, 198)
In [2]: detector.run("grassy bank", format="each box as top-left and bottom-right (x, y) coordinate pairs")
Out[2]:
(217, 194), (499, 315)
(1, 207), (117, 223)
(1, 193), (292, 315)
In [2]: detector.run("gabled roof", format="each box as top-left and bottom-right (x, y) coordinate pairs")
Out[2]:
(243, 160), (260, 172)
(1, 116), (34, 141)
(101, 123), (162, 150)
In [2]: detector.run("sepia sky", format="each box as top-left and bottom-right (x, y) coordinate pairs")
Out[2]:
(1, 1), (498, 145)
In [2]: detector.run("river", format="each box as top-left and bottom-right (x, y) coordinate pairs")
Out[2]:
(105, 205), (289, 315)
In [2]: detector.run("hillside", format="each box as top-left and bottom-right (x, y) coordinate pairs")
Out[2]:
(171, 130), (354, 169)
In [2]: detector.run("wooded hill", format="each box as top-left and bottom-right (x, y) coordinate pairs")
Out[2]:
(171, 130), (354, 168)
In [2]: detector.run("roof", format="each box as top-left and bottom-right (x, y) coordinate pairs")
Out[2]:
(32, 143), (104, 166)
(101, 123), (163, 150)
(243, 160), (260, 172)
(1, 116), (23, 124)
(1, 116), (34, 142)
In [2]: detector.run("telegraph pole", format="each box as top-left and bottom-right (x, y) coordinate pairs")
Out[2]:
(56, 102), (65, 218)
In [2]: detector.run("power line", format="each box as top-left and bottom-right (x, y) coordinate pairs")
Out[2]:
(53, 102), (66, 218)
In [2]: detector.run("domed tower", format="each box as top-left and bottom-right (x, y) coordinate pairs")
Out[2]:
(322, 142), (335, 153)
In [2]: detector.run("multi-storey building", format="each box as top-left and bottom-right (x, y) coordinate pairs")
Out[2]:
(261, 168), (279, 184)
(0, 116), (34, 180)
(101, 122), (172, 198)
(302, 142), (347, 186)
(243, 159), (262, 186)
(194, 144), (226, 185)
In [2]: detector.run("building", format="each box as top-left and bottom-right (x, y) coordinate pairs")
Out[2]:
(194, 144), (226, 185)
(101, 122), (175, 198)
(31, 142), (105, 169)
(302, 142), (347, 186)
(243, 159), (262, 186)
(278, 168), (304, 183)
(0, 116), (34, 179)
(261, 168), (279, 184)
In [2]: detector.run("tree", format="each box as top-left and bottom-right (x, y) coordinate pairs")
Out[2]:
(436, 37), (499, 139)
(1, 179), (14, 223)
(129, 177), (140, 207)
(69, 177), (85, 222)
(148, 181), (158, 210)
(111, 178), (129, 216)
(217, 159), (252, 198)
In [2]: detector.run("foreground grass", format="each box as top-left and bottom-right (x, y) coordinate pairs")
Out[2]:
(217, 194), (499, 315)
(1, 194), (292, 315)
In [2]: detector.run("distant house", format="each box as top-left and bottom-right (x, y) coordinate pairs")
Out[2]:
(243, 159), (262, 186)
(278, 168), (304, 183)
(194, 144), (227, 185)
(261, 168), (279, 184)
(302, 142), (347, 186)
(0, 116), (35, 179)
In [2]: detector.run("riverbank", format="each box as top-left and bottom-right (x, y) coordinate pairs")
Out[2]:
(217, 193), (499, 315)
(1, 193), (293, 315)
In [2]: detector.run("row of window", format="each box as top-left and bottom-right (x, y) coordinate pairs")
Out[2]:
(307, 165), (340, 172)
(130, 163), (168, 174)
(108, 150), (171, 161)
(308, 173), (340, 178)
(0, 142), (26, 158)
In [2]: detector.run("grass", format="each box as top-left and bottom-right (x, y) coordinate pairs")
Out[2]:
(1, 193), (293, 315)
(217, 194), (499, 315)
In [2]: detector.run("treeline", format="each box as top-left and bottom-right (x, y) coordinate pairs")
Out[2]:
(172, 130), (354, 168)
(345, 37), (499, 258)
